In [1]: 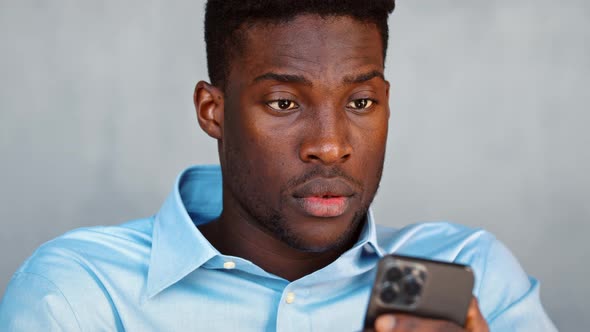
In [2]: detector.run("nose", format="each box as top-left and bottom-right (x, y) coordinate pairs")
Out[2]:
(298, 108), (353, 165)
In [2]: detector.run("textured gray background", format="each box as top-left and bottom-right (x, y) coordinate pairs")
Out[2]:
(1, 1), (588, 330)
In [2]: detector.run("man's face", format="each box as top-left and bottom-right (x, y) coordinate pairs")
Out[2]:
(220, 15), (389, 252)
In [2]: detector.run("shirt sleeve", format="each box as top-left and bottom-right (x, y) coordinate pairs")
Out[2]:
(0, 272), (82, 332)
(477, 238), (558, 332)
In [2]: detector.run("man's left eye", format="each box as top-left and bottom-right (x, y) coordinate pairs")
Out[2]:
(347, 99), (374, 110)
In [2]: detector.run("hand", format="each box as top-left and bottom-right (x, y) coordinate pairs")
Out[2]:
(372, 298), (489, 332)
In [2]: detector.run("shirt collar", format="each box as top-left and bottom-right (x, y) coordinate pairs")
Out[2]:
(360, 209), (386, 257)
(146, 165), (384, 298)
(146, 165), (222, 298)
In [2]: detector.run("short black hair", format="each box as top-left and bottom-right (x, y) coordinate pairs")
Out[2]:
(204, 0), (396, 89)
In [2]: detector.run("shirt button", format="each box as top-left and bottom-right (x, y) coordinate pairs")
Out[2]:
(285, 292), (296, 304)
(223, 261), (236, 269)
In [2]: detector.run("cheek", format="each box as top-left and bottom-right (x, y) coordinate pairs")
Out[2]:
(239, 126), (291, 172)
(351, 116), (388, 161)
(350, 118), (388, 193)
(222, 116), (293, 197)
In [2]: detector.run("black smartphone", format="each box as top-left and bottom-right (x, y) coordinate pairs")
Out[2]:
(364, 254), (475, 329)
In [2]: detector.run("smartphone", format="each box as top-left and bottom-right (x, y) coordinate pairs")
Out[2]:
(364, 254), (475, 329)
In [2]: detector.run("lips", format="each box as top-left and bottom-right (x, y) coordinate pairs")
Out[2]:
(291, 178), (356, 218)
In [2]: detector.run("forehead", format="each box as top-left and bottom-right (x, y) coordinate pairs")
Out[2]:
(229, 15), (384, 85)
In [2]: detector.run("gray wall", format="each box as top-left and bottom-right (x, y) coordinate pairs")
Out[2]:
(1, 1), (587, 330)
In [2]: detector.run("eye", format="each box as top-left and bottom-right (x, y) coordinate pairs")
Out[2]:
(347, 98), (374, 110)
(267, 99), (299, 111)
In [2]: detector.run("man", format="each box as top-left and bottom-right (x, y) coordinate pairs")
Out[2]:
(0, 1), (557, 331)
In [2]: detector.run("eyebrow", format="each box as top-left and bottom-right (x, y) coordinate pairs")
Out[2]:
(253, 73), (312, 86)
(252, 70), (385, 86)
(342, 70), (385, 84)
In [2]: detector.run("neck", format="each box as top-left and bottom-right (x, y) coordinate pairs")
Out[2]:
(198, 210), (359, 281)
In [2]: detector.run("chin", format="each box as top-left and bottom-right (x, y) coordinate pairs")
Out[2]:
(280, 215), (364, 253)
(288, 237), (345, 253)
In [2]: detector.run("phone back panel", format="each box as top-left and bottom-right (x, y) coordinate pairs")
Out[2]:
(364, 254), (474, 328)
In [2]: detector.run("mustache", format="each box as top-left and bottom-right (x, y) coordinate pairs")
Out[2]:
(282, 166), (363, 193)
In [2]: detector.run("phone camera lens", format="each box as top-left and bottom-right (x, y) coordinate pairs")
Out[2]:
(379, 286), (398, 304)
(385, 266), (403, 281)
(402, 277), (422, 297)
(419, 270), (427, 281)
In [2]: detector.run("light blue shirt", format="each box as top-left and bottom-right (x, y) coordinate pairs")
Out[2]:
(0, 165), (556, 331)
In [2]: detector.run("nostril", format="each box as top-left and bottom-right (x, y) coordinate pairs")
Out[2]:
(299, 140), (353, 164)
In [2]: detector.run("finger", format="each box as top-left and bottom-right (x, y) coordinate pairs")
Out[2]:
(374, 314), (396, 331)
(376, 314), (464, 332)
(465, 297), (490, 332)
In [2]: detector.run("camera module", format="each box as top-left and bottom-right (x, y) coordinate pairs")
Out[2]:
(377, 259), (427, 307)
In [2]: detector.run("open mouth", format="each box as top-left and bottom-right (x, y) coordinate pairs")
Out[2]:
(293, 189), (353, 218)
(291, 178), (357, 218)
(296, 195), (349, 217)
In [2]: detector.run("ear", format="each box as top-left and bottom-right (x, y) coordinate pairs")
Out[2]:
(384, 80), (391, 118)
(194, 81), (224, 139)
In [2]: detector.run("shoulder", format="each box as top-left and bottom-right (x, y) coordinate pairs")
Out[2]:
(19, 217), (154, 277)
(0, 218), (155, 331)
(375, 221), (494, 262)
